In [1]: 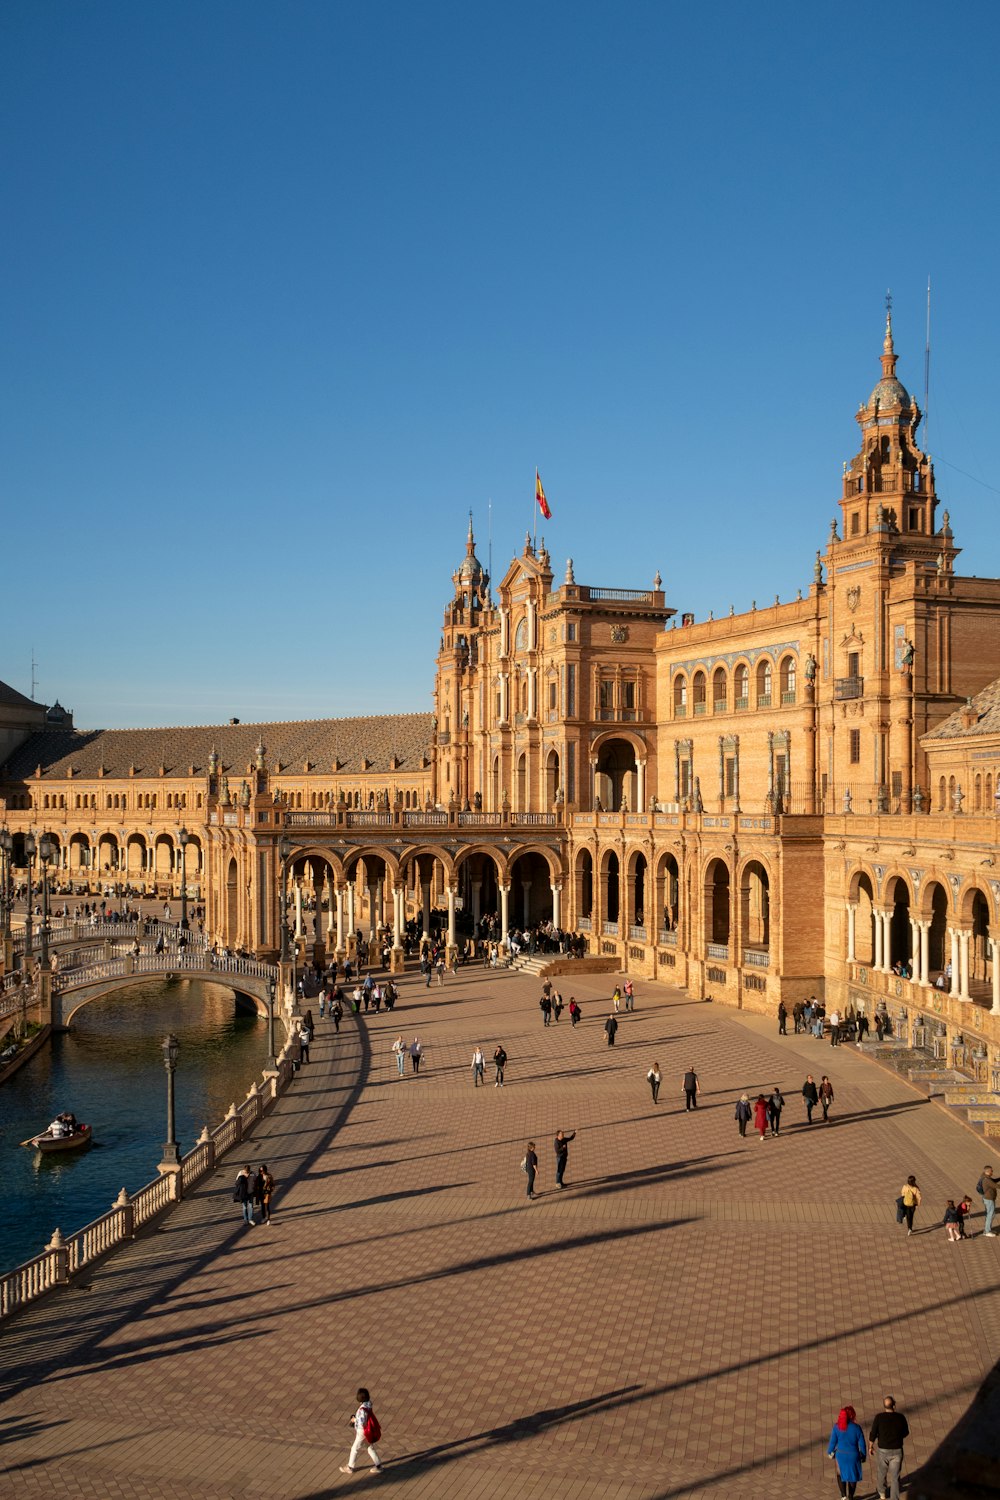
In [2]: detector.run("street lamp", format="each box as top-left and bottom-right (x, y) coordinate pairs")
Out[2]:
(161, 1033), (180, 1167)
(178, 826), (189, 931)
(24, 833), (36, 962)
(267, 980), (277, 1068)
(279, 835), (291, 963)
(0, 828), (12, 941)
(38, 833), (53, 972)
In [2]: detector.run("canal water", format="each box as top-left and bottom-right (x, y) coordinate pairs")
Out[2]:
(0, 978), (267, 1275)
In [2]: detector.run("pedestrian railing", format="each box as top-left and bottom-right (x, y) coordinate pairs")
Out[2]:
(0, 1047), (296, 1321)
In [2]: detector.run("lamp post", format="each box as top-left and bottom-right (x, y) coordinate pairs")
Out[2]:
(38, 833), (53, 972)
(267, 980), (277, 1068)
(0, 829), (12, 942)
(178, 826), (189, 931)
(24, 833), (36, 962)
(161, 1033), (180, 1167)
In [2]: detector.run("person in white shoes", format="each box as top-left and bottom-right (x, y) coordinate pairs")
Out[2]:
(340, 1386), (382, 1475)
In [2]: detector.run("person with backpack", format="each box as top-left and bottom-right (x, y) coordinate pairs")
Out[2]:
(233, 1164), (256, 1225)
(340, 1386), (383, 1475)
(977, 1165), (997, 1236)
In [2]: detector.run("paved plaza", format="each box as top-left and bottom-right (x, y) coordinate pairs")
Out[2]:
(1, 963), (998, 1498)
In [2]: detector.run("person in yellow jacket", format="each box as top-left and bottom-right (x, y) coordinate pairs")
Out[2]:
(900, 1175), (922, 1235)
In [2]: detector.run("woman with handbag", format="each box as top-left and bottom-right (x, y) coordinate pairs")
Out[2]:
(826, 1405), (867, 1498)
(901, 1175), (922, 1235)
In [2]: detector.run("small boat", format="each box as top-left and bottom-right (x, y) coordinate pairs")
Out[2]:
(24, 1124), (93, 1152)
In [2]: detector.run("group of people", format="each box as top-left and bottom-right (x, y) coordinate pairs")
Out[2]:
(826, 1398), (910, 1500)
(46, 1110), (81, 1139)
(232, 1162), (274, 1225)
(521, 1128), (576, 1198)
(898, 1164), (998, 1241)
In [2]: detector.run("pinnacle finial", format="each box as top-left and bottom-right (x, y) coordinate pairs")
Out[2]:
(467, 508), (474, 545)
(884, 288), (894, 353)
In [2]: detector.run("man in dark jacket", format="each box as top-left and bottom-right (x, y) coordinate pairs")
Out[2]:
(868, 1395), (909, 1500)
(802, 1074), (819, 1123)
(604, 1014), (618, 1047)
(553, 1129), (576, 1188)
(682, 1066), (699, 1110)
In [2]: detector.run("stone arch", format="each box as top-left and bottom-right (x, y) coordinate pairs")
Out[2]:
(125, 834), (147, 880)
(959, 881), (995, 927)
(779, 653), (797, 704)
(703, 857), (731, 947)
(545, 747), (560, 807)
(226, 856), (239, 938)
(850, 870), (876, 965)
(626, 847), (648, 930)
(885, 873), (912, 970)
(733, 660), (750, 708)
(509, 849), (557, 928)
(594, 735), (639, 811)
(654, 849), (680, 933)
(739, 858), (770, 952)
(673, 673), (687, 716)
(692, 669), (707, 714)
(97, 832), (120, 874)
(712, 665), (728, 713)
(600, 847), (620, 927)
(69, 832), (92, 877)
(575, 847), (594, 921)
(919, 878), (950, 975)
(154, 834), (175, 880)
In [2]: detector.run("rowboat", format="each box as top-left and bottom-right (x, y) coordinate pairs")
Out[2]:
(24, 1124), (93, 1152)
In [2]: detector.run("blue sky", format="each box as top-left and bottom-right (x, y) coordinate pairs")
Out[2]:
(2, 2), (998, 728)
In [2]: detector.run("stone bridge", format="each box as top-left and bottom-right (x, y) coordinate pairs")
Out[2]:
(50, 951), (281, 1028)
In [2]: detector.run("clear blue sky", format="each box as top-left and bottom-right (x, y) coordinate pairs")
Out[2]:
(2, 2), (998, 728)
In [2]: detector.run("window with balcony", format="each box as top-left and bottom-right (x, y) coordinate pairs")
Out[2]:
(693, 671), (707, 715)
(734, 663), (749, 710)
(756, 659), (772, 708)
(779, 656), (796, 704)
(713, 666), (727, 713)
(673, 675), (687, 717)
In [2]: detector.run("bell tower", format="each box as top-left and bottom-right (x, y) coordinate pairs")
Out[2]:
(432, 514), (492, 806)
(838, 301), (940, 554)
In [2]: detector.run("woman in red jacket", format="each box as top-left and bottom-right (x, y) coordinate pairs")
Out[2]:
(753, 1094), (770, 1142)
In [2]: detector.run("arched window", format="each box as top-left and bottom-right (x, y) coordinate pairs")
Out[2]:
(948, 775), (956, 810)
(712, 667), (727, 713)
(938, 776), (947, 811)
(734, 663), (749, 708)
(756, 659), (772, 707)
(692, 670), (706, 714)
(987, 773), (994, 808)
(673, 675), (687, 716)
(975, 774), (982, 811)
(514, 618), (528, 652)
(780, 656), (797, 703)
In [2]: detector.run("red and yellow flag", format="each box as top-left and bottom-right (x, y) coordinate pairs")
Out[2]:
(535, 470), (551, 520)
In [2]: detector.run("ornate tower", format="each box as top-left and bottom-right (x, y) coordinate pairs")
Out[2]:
(432, 515), (492, 806)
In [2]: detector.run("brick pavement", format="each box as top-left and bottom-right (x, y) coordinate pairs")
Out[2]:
(1, 965), (998, 1498)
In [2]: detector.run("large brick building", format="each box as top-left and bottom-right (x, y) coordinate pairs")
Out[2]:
(3, 312), (1000, 1085)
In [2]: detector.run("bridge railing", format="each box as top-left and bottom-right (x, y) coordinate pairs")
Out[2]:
(53, 949), (277, 993)
(0, 1037), (298, 1321)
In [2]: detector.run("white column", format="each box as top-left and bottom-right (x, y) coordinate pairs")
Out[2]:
(335, 886), (345, 951)
(909, 917), (919, 976)
(421, 882), (431, 940)
(949, 927), (960, 996)
(846, 902), (857, 963)
(873, 909), (883, 971)
(294, 881), (303, 938)
(347, 883), (355, 940)
(920, 921), (930, 986)
(500, 883), (510, 943)
(393, 887), (403, 949)
(636, 760), (646, 812)
(991, 936), (1000, 1016)
(960, 930), (971, 1001)
(447, 886), (456, 948)
(367, 884), (377, 940)
(551, 882), (561, 928)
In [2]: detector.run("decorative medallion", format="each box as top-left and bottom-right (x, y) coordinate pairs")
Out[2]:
(847, 586), (861, 612)
(610, 625), (629, 644)
(908, 868), (923, 890)
(949, 875), (962, 899)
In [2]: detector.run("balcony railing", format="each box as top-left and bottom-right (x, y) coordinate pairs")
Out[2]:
(757, 692), (771, 708)
(714, 699), (727, 713)
(694, 701), (707, 715)
(602, 920), (620, 936)
(781, 690), (796, 705)
(734, 696), (749, 710)
(577, 917), (592, 932)
(835, 676), (864, 701)
(658, 929), (678, 946)
(707, 941), (729, 960)
(744, 948), (770, 968)
(628, 925), (647, 942)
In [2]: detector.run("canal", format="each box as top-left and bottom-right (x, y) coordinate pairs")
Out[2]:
(0, 978), (268, 1275)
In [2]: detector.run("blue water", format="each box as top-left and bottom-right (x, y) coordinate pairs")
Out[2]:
(0, 979), (267, 1274)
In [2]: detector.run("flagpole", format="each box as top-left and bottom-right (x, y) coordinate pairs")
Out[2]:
(533, 468), (537, 552)
(488, 498), (493, 603)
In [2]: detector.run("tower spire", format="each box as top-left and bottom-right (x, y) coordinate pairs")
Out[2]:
(881, 290), (897, 379)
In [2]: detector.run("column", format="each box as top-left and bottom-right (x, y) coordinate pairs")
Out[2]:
(377, 878), (384, 931)
(367, 883), (377, 941)
(347, 882), (356, 942)
(551, 882), (561, 928)
(960, 930), (971, 1001)
(447, 886), (457, 949)
(846, 902), (857, 963)
(718, 737), (725, 805)
(909, 917), (919, 978)
(522, 879), (531, 927)
(421, 881), (431, 940)
(591, 757), (599, 810)
(991, 936), (1000, 1015)
(294, 881), (303, 938)
(873, 909), (883, 971)
(327, 874), (336, 937)
(471, 880), (482, 928)
(920, 921), (930, 987)
(312, 865), (325, 951)
(733, 736), (741, 812)
(500, 883), (510, 944)
(393, 886), (403, 949)
(674, 742), (680, 802)
(636, 760), (646, 812)
(335, 885), (345, 952)
(949, 927), (960, 997)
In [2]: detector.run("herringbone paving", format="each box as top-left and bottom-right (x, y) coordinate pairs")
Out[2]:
(1, 966), (997, 1498)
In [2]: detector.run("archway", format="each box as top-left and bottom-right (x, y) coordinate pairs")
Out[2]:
(576, 849), (593, 923)
(705, 859), (730, 947)
(226, 857), (238, 941)
(126, 835), (147, 882)
(602, 850), (620, 927)
(545, 748), (560, 808)
(516, 752), (527, 811)
(927, 881), (948, 976)
(851, 872), (875, 965)
(740, 860), (770, 953)
(596, 738), (637, 812)
(656, 852), (680, 935)
(509, 850), (555, 930)
(628, 851), (647, 934)
(968, 888), (992, 993)
(886, 876), (911, 971)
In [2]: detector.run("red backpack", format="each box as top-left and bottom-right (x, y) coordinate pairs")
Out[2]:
(363, 1408), (381, 1444)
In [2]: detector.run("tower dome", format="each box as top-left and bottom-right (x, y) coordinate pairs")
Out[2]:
(455, 512), (487, 590)
(865, 305), (913, 413)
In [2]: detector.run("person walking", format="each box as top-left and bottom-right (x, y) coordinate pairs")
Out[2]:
(802, 1073), (819, 1124)
(298, 1022), (311, 1064)
(493, 1043), (507, 1087)
(612, 985), (622, 1013)
(255, 1163), (274, 1225)
(523, 1140), (538, 1199)
(867, 1394), (909, 1500)
(767, 1085), (785, 1136)
(392, 1034), (406, 1078)
(471, 1045), (485, 1087)
(943, 1199), (963, 1241)
(409, 1036), (423, 1074)
(829, 1007), (841, 1047)
(753, 1093), (769, 1142)
(331, 995), (343, 1032)
(647, 1062), (661, 1103)
(553, 992), (564, 1023)
(233, 1164), (255, 1225)
(539, 993), (552, 1026)
(569, 997), (581, 1027)
(682, 1065), (700, 1110)
(624, 978), (635, 1012)
(826, 1405), (867, 1499)
(340, 1386), (383, 1475)
(977, 1165), (997, 1236)
(734, 1093), (752, 1138)
(553, 1128), (576, 1188)
(819, 1074), (834, 1121)
(604, 1013), (619, 1047)
(900, 1174), (922, 1235)
(777, 1001), (787, 1035)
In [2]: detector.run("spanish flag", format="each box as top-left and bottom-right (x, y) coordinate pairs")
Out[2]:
(535, 469), (551, 520)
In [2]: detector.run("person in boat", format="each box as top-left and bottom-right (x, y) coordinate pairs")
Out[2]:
(48, 1116), (69, 1138)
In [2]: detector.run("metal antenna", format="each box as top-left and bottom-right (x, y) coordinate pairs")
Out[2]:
(30, 648), (37, 701)
(923, 276), (931, 451)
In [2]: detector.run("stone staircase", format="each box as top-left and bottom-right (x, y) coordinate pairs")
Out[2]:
(862, 1040), (1000, 1135)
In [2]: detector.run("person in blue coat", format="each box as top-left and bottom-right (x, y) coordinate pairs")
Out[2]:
(826, 1405), (867, 1498)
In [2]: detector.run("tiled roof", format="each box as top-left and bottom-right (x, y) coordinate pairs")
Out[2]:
(925, 678), (1000, 740)
(0, 678), (40, 712)
(0, 713), (435, 781)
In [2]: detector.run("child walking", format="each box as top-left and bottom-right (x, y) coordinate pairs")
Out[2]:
(340, 1386), (383, 1475)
